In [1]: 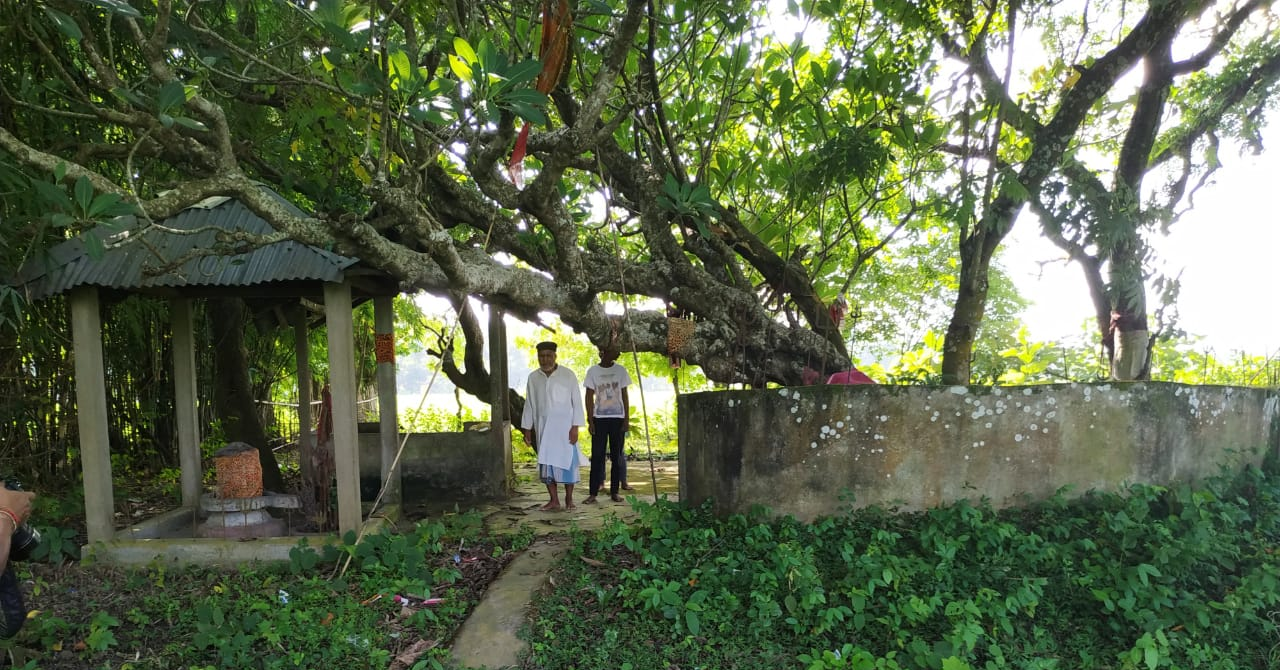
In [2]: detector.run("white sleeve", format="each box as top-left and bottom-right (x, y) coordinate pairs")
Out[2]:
(520, 377), (535, 430)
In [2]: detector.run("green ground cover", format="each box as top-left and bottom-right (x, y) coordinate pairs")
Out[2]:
(12, 514), (531, 669)
(6, 462), (1280, 669)
(527, 465), (1280, 669)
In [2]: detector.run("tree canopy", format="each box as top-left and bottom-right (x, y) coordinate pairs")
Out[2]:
(1, 0), (1277, 391)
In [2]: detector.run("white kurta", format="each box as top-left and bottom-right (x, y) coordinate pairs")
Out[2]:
(521, 365), (585, 471)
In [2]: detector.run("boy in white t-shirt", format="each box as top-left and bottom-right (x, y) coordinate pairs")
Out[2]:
(582, 347), (632, 503)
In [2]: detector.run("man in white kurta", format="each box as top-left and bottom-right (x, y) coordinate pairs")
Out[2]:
(520, 341), (585, 511)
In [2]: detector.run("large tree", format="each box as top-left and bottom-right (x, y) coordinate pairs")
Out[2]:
(1, 0), (1276, 395)
(0, 0), (945, 393)
(918, 0), (1280, 382)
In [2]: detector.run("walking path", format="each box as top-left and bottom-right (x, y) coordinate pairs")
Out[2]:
(448, 536), (569, 669)
(447, 461), (679, 669)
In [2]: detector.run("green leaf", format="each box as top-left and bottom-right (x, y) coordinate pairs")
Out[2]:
(1000, 171), (1030, 201)
(73, 176), (94, 216)
(388, 50), (413, 87)
(684, 610), (700, 636)
(110, 86), (147, 108)
(86, 192), (134, 219)
(311, 0), (348, 28)
(156, 80), (186, 113)
(453, 37), (478, 66)
(1143, 644), (1158, 670)
(84, 229), (106, 259)
(43, 8), (83, 40)
(507, 101), (546, 125)
(409, 106), (451, 125)
(504, 59), (545, 87)
(448, 54), (473, 82)
(72, 0), (142, 18)
(497, 89), (541, 106)
(172, 116), (209, 131)
(477, 39), (502, 76)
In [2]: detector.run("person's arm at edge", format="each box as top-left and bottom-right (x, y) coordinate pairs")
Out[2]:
(520, 378), (536, 444)
(621, 387), (630, 430)
(568, 370), (585, 444)
(0, 489), (34, 574)
(0, 517), (11, 573)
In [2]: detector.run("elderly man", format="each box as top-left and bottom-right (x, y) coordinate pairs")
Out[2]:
(520, 341), (585, 511)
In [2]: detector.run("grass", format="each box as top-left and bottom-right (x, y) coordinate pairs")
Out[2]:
(6, 464), (1280, 669)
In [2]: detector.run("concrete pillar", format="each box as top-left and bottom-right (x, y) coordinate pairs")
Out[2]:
(70, 287), (115, 544)
(488, 307), (513, 492)
(323, 281), (362, 536)
(171, 298), (202, 508)
(374, 296), (400, 504)
(292, 304), (313, 485)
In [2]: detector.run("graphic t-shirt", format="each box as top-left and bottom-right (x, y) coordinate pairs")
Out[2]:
(583, 363), (632, 418)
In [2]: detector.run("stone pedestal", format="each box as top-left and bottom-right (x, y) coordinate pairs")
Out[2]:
(197, 492), (301, 539)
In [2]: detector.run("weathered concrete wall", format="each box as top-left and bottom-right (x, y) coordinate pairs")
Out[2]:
(358, 423), (512, 503)
(680, 383), (1280, 521)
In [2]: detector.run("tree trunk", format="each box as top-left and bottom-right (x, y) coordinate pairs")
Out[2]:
(941, 227), (1002, 385)
(1106, 241), (1150, 380)
(208, 298), (284, 491)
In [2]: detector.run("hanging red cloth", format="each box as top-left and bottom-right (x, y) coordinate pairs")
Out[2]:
(508, 0), (573, 181)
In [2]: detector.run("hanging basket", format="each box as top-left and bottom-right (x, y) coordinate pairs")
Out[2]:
(667, 316), (695, 355)
(213, 442), (264, 499)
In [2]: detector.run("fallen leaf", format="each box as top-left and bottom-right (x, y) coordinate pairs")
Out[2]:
(389, 638), (439, 670)
(73, 641), (87, 652)
(321, 612), (334, 626)
(580, 556), (605, 567)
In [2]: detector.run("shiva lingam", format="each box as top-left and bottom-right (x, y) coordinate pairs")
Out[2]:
(197, 442), (301, 539)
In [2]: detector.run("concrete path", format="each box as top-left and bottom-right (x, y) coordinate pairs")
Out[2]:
(449, 536), (569, 669)
(444, 460), (680, 669)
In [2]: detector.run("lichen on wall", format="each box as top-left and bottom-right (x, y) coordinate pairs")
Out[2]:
(680, 383), (1280, 521)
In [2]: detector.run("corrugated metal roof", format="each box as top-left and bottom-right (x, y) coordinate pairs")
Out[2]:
(13, 190), (376, 302)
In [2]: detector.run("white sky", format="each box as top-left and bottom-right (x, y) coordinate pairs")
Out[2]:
(1008, 131), (1280, 356)
(765, 3), (1279, 357)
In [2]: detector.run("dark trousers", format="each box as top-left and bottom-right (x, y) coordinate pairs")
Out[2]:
(0, 566), (26, 639)
(589, 417), (626, 496)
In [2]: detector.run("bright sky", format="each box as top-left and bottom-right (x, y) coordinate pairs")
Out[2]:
(1008, 130), (1280, 356)
(764, 4), (1279, 358)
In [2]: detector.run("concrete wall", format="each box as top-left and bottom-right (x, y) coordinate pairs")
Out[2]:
(358, 423), (512, 503)
(680, 383), (1280, 521)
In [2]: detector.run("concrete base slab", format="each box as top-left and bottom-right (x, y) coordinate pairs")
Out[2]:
(449, 537), (568, 670)
(91, 505), (400, 566)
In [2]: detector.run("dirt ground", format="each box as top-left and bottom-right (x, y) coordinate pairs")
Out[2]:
(401, 459), (681, 534)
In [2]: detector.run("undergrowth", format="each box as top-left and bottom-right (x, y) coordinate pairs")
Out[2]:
(10, 511), (533, 669)
(527, 465), (1280, 669)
